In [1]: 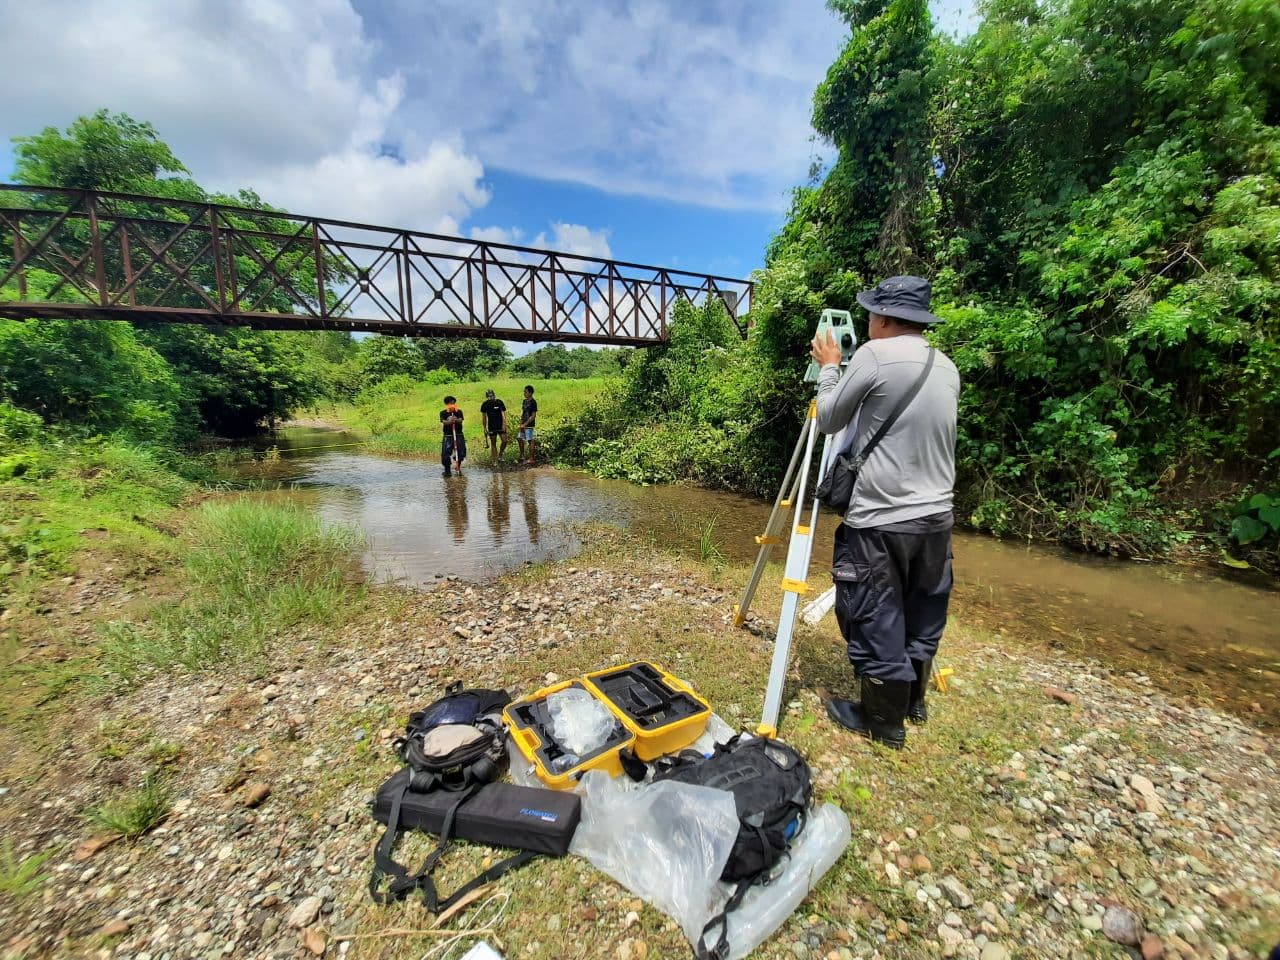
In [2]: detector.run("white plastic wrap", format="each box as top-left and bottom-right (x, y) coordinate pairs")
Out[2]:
(713, 801), (852, 959)
(562, 712), (852, 958)
(569, 769), (740, 946)
(546, 687), (618, 756)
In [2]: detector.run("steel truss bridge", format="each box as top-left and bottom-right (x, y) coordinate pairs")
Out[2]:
(0, 184), (752, 346)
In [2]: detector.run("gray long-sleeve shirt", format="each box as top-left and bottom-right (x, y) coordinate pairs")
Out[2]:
(815, 334), (960, 529)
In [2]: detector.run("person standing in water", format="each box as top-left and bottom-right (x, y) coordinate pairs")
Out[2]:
(479, 388), (508, 461)
(439, 396), (466, 477)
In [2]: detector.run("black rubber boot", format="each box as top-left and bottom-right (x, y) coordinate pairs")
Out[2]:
(907, 657), (932, 725)
(825, 677), (910, 750)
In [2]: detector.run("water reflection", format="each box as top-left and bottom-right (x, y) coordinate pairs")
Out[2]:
(486, 472), (511, 541)
(518, 470), (541, 545)
(444, 475), (470, 543)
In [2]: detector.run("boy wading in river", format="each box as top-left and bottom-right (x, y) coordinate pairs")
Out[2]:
(517, 385), (538, 464)
(439, 396), (466, 477)
(479, 389), (508, 461)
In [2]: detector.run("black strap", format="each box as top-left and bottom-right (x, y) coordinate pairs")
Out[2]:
(695, 870), (761, 960)
(369, 780), (537, 912)
(852, 346), (936, 466)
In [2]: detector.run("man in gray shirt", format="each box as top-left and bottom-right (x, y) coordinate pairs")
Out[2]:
(810, 276), (960, 750)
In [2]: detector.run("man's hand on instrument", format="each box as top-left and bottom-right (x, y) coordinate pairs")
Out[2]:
(811, 330), (842, 368)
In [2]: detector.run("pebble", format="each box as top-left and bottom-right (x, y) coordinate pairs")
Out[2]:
(287, 896), (323, 929)
(939, 876), (974, 909)
(937, 924), (965, 957)
(1102, 904), (1144, 946)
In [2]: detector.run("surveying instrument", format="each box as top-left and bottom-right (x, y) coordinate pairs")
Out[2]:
(733, 309), (858, 738)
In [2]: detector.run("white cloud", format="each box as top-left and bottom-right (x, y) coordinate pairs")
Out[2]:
(368, 0), (844, 211)
(0, 0), (491, 233)
(2, 0), (979, 221)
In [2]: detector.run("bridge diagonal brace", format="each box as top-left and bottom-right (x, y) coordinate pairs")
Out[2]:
(231, 220), (322, 316)
(108, 216), (210, 307)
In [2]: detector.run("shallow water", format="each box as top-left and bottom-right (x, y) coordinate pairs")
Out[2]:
(249, 426), (1280, 726)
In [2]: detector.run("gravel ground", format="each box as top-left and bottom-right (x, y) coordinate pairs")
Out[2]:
(1, 551), (1277, 960)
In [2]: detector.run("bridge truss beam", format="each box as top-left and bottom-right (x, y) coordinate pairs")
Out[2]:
(0, 184), (752, 346)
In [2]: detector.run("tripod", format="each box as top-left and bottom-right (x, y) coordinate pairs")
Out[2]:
(733, 394), (840, 738)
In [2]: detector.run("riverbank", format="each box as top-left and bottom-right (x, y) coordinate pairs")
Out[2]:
(1, 505), (1276, 959)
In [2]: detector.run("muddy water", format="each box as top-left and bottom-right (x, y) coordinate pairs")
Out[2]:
(250, 427), (1280, 726)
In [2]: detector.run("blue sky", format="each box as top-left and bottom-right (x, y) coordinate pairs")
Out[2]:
(2, 0), (978, 289)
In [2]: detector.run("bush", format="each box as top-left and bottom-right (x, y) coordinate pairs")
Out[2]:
(0, 319), (184, 444)
(0, 403), (42, 442)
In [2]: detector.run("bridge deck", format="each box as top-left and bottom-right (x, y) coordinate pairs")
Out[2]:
(0, 184), (751, 345)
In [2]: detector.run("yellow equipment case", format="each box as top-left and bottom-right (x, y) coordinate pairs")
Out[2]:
(505, 661), (711, 789)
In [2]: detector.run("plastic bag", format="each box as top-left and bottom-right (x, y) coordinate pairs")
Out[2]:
(569, 769), (740, 947)
(712, 801), (852, 959)
(565, 712), (852, 958)
(546, 687), (618, 756)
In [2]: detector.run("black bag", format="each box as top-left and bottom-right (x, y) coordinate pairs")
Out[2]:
(654, 736), (813, 960)
(816, 347), (937, 513)
(369, 683), (523, 911)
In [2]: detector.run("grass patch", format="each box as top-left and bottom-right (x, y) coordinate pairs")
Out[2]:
(100, 498), (363, 682)
(327, 376), (613, 459)
(87, 770), (173, 839)
(0, 838), (56, 898)
(0, 437), (193, 584)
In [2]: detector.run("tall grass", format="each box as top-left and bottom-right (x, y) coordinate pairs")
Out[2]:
(697, 513), (726, 569)
(100, 499), (362, 682)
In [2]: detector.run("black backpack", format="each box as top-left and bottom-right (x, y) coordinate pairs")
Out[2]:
(654, 736), (813, 960)
(369, 683), (512, 909)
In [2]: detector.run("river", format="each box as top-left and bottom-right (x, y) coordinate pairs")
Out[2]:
(248, 426), (1280, 728)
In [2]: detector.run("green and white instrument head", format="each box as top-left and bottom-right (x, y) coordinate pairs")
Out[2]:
(804, 308), (858, 384)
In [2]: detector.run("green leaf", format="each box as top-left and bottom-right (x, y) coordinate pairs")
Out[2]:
(1258, 505), (1280, 531)
(1248, 493), (1271, 510)
(1219, 551), (1251, 569)
(1268, 447), (1280, 460)
(1231, 515), (1268, 545)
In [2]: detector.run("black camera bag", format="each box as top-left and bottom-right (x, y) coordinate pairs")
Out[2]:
(370, 683), (530, 912)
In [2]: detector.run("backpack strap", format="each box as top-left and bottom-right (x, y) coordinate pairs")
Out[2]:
(369, 780), (539, 913)
(369, 773), (429, 905)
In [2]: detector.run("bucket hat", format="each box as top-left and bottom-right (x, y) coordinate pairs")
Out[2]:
(855, 276), (942, 325)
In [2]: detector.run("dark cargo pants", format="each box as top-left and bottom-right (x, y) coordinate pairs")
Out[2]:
(441, 434), (467, 470)
(831, 522), (953, 683)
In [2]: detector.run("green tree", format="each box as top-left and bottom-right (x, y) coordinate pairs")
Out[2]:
(8, 111), (348, 435)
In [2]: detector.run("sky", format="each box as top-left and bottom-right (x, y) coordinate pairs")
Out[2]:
(0, 0), (978, 331)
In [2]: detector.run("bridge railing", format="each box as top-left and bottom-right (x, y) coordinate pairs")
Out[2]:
(0, 184), (752, 345)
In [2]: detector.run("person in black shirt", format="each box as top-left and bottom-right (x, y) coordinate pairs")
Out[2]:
(479, 388), (508, 460)
(518, 384), (538, 464)
(439, 395), (466, 477)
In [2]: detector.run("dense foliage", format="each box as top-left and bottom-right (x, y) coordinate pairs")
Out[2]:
(509, 344), (629, 379)
(553, 0), (1279, 564)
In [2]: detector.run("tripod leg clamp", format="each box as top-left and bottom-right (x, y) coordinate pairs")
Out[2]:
(779, 578), (810, 596)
